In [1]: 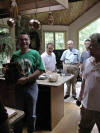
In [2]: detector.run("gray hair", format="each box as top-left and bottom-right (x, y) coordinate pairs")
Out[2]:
(46, 43), (54, 48)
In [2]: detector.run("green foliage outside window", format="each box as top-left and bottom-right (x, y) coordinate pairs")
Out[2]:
(55, 32), (65, 49)
(44, 32), (65, 50)
(45, 32), (54, 49)
(79, 18), (100, 53)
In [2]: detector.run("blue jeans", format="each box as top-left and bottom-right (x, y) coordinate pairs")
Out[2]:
(14, 82), (38, 133)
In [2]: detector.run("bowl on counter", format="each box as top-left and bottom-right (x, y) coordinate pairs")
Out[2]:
(48, 73), (59, 82)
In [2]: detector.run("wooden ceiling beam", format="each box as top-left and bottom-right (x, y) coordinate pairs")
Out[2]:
(19, 0), (58, 11)
(20, 5), (65, 15)
(19, 0), (66, 15)
(55, 0), (68, 8)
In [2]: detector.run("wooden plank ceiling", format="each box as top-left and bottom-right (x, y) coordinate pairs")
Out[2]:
(0, 0), (99, 25)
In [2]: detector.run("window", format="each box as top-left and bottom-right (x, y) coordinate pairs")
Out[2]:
(79, 18), (100, 53)
(44, 32), (54, 49)
(44, 32), (66, 50)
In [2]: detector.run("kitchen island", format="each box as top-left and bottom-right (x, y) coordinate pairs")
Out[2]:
(36, 74), (74, 130)
(0, 74), (74, 131)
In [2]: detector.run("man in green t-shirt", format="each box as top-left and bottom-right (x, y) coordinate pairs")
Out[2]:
(11, 32), (45, 133)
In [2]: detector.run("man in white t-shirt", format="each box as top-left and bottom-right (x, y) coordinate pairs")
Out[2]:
(77, 33), (100, 133)
(41, 43), (56, 72)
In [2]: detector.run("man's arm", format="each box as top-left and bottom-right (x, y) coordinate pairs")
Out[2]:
(79, 52), (83, 78)
(78, 78), (85, 101)
(76, 78), (85, 106)
(41, 55), (45, 68)
(62, 61), (64, 66)
(17, 70), (44, 85)
(79, 63), (82, 78)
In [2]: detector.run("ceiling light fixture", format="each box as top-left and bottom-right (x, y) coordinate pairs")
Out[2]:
(29, 0), (41, 30)
(29, 19), (41, 30)
(7, 0), (18, 27)
(7, 18), (16, 27)
(48, 0), (54, 25)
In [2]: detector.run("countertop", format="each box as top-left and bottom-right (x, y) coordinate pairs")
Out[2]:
(0, 74), (74, 87)
(37, 74), (74, 87)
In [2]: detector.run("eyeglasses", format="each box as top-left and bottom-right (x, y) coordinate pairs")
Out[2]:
(19, 38), (29, 41)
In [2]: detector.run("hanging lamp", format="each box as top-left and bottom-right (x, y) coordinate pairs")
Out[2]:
(29, 1), (41, 30)
(48, 12), (54, 25)
(48, 0), (54, 25)
(7, 18), (16, 27)
(7, 0), (18, 27)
